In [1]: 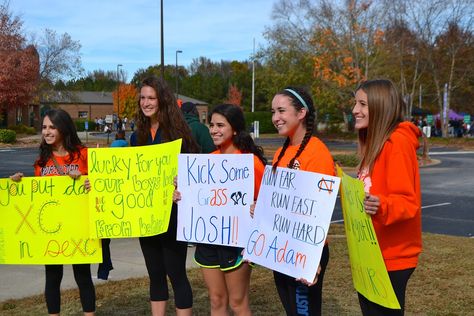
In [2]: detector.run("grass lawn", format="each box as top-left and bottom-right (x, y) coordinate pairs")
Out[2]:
(1, 224), (473, 315)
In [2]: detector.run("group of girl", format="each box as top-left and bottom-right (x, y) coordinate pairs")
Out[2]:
(11, 76), (421, 316)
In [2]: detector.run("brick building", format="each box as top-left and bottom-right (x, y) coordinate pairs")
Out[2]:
(42, 91), (210, 123)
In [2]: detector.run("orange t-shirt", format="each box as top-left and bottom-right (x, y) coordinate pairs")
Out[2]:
(272, 136), (334, 176)
(34, 147), (88, 177)
(211, 149), (265, 200)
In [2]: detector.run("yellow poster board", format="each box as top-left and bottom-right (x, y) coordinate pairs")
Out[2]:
(88, 139), (181, 238)
(337, 166), (400, 309)
(0, 176), (102, 264)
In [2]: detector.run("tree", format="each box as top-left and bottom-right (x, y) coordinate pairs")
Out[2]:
(34, 28), (83, 98)
(400, 0), (474, 135)
(225, 84), (242, 107)
(112, 83), (137, 119)
(130, 65), (177, 88)
(260, 0), (386, 129)
(311, 26), (365, 124)
(59, 70), (122, 92)
(0, 3), (39, 126)
(181, 57), (227, 105)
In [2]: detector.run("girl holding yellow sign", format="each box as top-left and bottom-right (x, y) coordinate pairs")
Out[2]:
(353, 79), (422, 316)
(270, 87), (335, 315)
(130, 76), (198, 316)
(10, 108), (95, 316)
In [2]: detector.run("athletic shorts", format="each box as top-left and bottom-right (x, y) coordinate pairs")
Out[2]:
(194, 243), (243, 271)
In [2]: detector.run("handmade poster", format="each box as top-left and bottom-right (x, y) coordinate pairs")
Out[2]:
(176, 154), (254, 247)
(88, 139), (181, 238)
(243, 165), (340, 281)
(0, 176), (102, 264)
(337, 166), (400, 309)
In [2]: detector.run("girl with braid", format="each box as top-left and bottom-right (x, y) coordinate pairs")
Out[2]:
(270, 87), (334, 316)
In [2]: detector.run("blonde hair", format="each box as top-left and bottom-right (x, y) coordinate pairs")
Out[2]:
(355, 79), (406, 173)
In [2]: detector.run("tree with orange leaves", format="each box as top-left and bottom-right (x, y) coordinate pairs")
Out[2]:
(112, 83), (137, 119)
(225, 83), (242, 107)
(259, 0), (387, 130)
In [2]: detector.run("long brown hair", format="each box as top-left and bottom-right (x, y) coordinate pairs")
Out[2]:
(135, 76), (199, 153)
(355, 79), (406, 173)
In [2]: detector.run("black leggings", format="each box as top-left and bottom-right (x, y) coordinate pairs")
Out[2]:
(139, 206), (193, 309)
(358, 268), (415, 316)
(44, 264), (95, 314)
(273, 244), (329, 316)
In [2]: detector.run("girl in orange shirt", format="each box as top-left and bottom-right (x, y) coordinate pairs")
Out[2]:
(353, 79), (421, 316)
(271, 87), (334, 315)
(10, 109), (95, 316)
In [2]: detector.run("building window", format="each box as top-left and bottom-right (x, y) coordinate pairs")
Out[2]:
(78, 111), (88, 119)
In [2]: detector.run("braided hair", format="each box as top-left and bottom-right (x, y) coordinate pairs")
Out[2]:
(209, 104), (267, 166)
(272, 86), (315, 171)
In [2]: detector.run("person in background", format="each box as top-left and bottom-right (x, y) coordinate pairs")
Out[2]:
(10, 109), (95, 316)
(181, 101), (216, 153)
(174, 104), (266, 315)
(97, 129), (129, 281)
(123, 117), (128, 130)
(117, 117), (123, 131)
(130, 76), (199, 316)
(270, 86), (335, 315)
(352, 79), (421, 316)
(110, 130), (128, 147)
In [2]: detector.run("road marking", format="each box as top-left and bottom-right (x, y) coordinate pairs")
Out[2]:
(331, 202), (452, 224)
(0, 149), (14, 152)
(429, 151), (474, 155)
(422, 202), (451, 209)
(422, 215), (474, 224)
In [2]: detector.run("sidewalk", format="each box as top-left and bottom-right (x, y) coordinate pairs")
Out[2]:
(0, 239), (197, 301)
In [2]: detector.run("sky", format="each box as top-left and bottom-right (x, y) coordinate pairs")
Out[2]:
(9, 0), (276, 81)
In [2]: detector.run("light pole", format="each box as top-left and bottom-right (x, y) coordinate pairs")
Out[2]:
(175, 50), (182, 99)
(116, 64), (122, 118)
(160, 0), (164, 79)
(251, 38), (255, 113)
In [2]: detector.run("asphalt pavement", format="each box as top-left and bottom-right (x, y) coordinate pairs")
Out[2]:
(1, 132), (473, 303)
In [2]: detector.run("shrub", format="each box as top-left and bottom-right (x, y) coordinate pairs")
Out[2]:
(244, 111), (274, 133)
(0, 129), (16, 143)
(333, 153), (359, 167)
(74, 119), (97, 132)
(7, 124), (36, 135)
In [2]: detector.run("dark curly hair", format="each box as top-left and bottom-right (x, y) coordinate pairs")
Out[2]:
(209, 104), (267, 165)
(36, 109), (84, 167)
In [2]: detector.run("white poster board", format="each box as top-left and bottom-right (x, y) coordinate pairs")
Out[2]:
(176, 154), (254, 247)
(243, 166), (340, 281)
